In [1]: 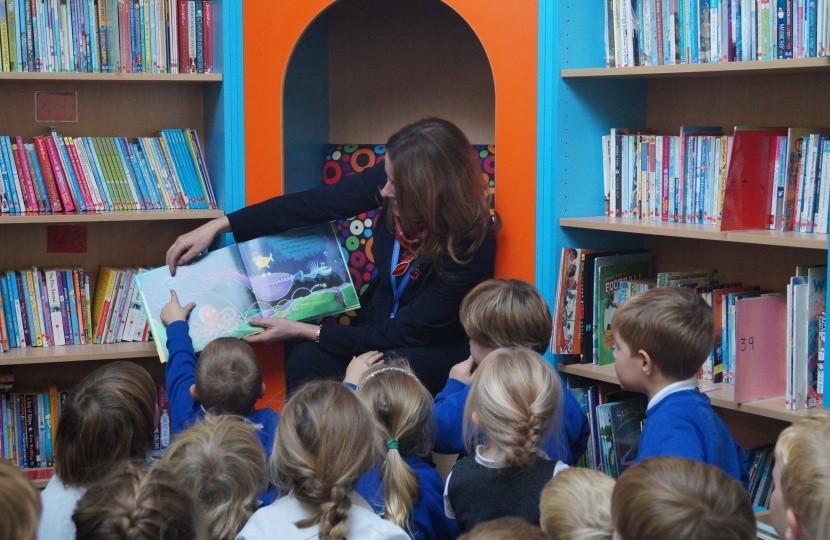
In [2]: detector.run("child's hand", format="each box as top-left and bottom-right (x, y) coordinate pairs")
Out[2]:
(344, 351), (384, 387)
(449, 356), (477, 385)
(160, 289), (196, 326)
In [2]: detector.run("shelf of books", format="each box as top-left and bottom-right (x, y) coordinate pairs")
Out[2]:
(561, 57), (830, 78)
(0, 73), (223, 83)
(0, 209), (224, 224)
(0, 342), (158, 366)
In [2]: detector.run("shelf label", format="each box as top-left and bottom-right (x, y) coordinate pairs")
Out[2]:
(35, 92), (78, 122)
(47, 225), (87, 253)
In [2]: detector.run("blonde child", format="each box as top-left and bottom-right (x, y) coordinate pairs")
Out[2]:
(768, 407), (830, 540)
(39, 361), (158, 540)
(539, 467), (615, 540)
(457, 517), (551, 540)
(163, 414), (267, 540)
(236, 381), (410, 540)
(0, 459), (41, 540)
(353, 360), (458, 540)
(444, 347), (567, 533)
(433, 279), (589, 465)
(611, 287), (747, 484)
(72, 461), (202, 540)
(611, 456), (755, 540)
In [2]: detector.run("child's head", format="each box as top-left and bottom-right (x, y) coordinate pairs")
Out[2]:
(611, 287), (714, 391)
(458, 517), (551, 540)
(72, 461), (202, 540)
(769, 407), (830, 540)
(463, 347), (562, 466)
(460, 279), (552, 363)
(0, 460), (40, 540)
(163, 414), (267, 540)
(611, 457), (755, 540)
(55, 361), (157, 487)
(195, 337), (264, 416)
(273, 380), (381, 540)
(357, 358), (434, 530)
(540, 467), (615, 540)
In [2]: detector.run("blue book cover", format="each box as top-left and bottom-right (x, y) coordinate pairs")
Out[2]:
(700, 0), (711, 62)
(82, 138), (114, 210)
(55, 270), (71, 345)
(608, 396), (648, 475)
(150, 138), (180, 206)
(1, 137), (20, 213)
(6, 272), (23, 348)
(135, 223), (361, 362)
(116, 138), (150, 209)
(0, 139), (12, 213)
(69, 0), (80, 70)
(0, 276), (18, 348)
(36, 393), (46, 467)
(17, 273), (35, 347)
(698, 137), (708, 223)
(126, 141), (155, 208)
(168, 130), (203, 208)
(64, 270), (80, 344)
(29, 0), (39, 70)
(43, 392), (53, 466)
(679, 0), (687, 62)
(736, 0), (743, 59)
(637, 0), (645, 65)
(690, 0), (700, 62)
(129, 0), (137, 72)
(159, 131), (192, 207)
(26, 144), (51, 212)
(195, 0), (204, 73)
(138, 0), (145, 72)
(808, 0), (817, 57)
(132, 143), (162, 208)
(56, 135), (87, 211)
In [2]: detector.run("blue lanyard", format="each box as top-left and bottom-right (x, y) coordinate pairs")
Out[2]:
(390, 239), (415, 319)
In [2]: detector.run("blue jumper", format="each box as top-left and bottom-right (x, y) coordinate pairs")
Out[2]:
(165, 320), (280, 459)
(635, 388), (749, 486)
(432, 379), (590, 464)
(356, 454), (459, 540)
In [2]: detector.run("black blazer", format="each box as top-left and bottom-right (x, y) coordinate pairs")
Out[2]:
(226, 163), (496, 358)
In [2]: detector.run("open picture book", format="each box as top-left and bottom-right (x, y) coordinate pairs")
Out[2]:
(135, 222), (360, 362)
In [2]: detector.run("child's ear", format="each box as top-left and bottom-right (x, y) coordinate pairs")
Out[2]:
(638, 349), (654, 376)
(785, 508), (800, 540)
(189, 384), (199, 401)
(471, 411), (479, 428)
(260, 383), (266, 398)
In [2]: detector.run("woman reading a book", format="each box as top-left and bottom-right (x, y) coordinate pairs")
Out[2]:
(165, 118), (499, 395)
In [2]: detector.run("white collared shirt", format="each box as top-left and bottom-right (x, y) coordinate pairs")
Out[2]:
(647, 377), (699, 410)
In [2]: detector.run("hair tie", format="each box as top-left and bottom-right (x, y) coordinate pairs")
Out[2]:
(386, 439), (399, 450)
(356, 366), (421, 390)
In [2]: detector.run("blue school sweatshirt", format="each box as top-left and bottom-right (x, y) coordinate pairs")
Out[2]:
(165, 320), (280, 459)
(432, 379), (590, 464)
(356, 454), (459, 540)
(635, 388), (748, 486)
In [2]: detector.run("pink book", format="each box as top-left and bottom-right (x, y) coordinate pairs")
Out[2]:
(14, 137), (39, 213)
(733, 294), (788, 403)
(44, 136), (76, 212)
(65, 140), (97, 211)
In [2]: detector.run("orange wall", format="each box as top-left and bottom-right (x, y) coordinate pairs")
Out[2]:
(243, 0), (538, 408)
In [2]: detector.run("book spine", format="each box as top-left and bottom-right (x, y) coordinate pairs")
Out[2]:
(44, 270), (64, 346)
(189, 130), (214, 207)
(202, 0), (209, 72)
(36, 393), (45, 467)
(179, 129), (206, 207)
(82, 137), (113, 210)
(64, 137), (95, 210)
(26, 144), (50, 211)
(56, 270), (71, 344)
(186, 0), (193, 72)
(73, 137), (105, 211)
(16, 273), (33, 346)
(14, 137), (38, 212)
(54, 133), (85, 211)
(32, 269), (50, 346)
(0, 139), (13, 213)
(24, 394), (34, 468)
(819, 311), (825, 404)
(42, 391), (52, 466)
(43, 134), (74, 211)
(63, 269), (79, 343)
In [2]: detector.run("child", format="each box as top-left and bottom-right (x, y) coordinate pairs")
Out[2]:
(433, 279), (590, 465)
(72, 461), (202, 540)
(539, 467), (615, 540)
(160, 289), (279, 458)
(39, 361), (158, 540)
(611, 287), (747, 484)
(768, 407), (830, 540)
(236, 381), (410, 540)
(458, 517), (551, 540)
(444, 347), (568, 533)
(611, 456), (755, 540)
(163, 414), (267, 540)
(0, 460), (41, 540)
(354, 360), (459, 540)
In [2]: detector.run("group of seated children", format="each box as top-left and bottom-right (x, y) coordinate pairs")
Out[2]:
(3, 279), (830, 540)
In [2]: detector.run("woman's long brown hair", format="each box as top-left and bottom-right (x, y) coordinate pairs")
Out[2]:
(385, 117), (500, 269)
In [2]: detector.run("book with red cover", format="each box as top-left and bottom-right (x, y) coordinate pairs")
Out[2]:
(178, 1), (189, 74)
(33, 137), (63, 212)
(721, 128), (789, 231)
(12, 140), (36, 212)
(734, 294), (788, 403)
(44, 136), (76, 212)
(203, 1), (213, 73)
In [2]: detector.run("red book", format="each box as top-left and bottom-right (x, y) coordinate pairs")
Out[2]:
(721, 128), (789, 231)
(43, 136), (75, 212)
(33, 137), (64, 212)
(12, 139), (37, 212)
(178, 0), (189, 73)
(661, 135), (670, 221)
(65, 140), (97, 211)
(204, 1), (212, 73)
(22, 147), (45, 212)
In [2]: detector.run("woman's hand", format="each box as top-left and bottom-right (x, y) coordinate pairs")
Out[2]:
(344, 351), (384, 387)
(243, 318), (319, 344)
(166, 217), (231, 276)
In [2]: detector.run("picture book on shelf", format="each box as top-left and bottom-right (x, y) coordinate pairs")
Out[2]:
(136, 223), (360, 362)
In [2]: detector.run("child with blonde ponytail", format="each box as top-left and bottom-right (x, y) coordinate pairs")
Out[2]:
(354, 360), (459, 540)
(236, 381), (409, 540)
(444, 347), (568, 534)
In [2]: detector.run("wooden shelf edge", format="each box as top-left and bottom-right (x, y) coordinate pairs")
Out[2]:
(557, 362), (810, 423)
(0, 342), (160, 366)
(0, 209), (224, 224)
(561, 57), (830, 79)
(0, 72), (222, 83)
(559, 216), (829, 250)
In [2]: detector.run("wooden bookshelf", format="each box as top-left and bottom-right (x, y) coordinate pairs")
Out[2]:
(0, 343), (159, 366)
(0, 210), (225, 224)
(561, 57), (830, 79)
(0, 72), (222, 83)
(558, 363), (809, 424)
(560, 217), (829, 250)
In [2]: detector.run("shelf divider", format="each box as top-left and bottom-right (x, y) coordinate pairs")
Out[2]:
(561, 57), (830, 79)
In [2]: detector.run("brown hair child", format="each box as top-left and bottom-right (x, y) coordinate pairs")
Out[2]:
(0, 459), (41, 540)
(540, 467), (615, 540)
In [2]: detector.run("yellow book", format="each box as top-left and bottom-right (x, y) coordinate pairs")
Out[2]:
(24, 270), (43, 347)
(92, 267), (118, 343)
(0, 11), (9, 73)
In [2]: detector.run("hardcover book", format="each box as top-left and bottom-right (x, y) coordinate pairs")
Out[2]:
(136, 223), (360, 362)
